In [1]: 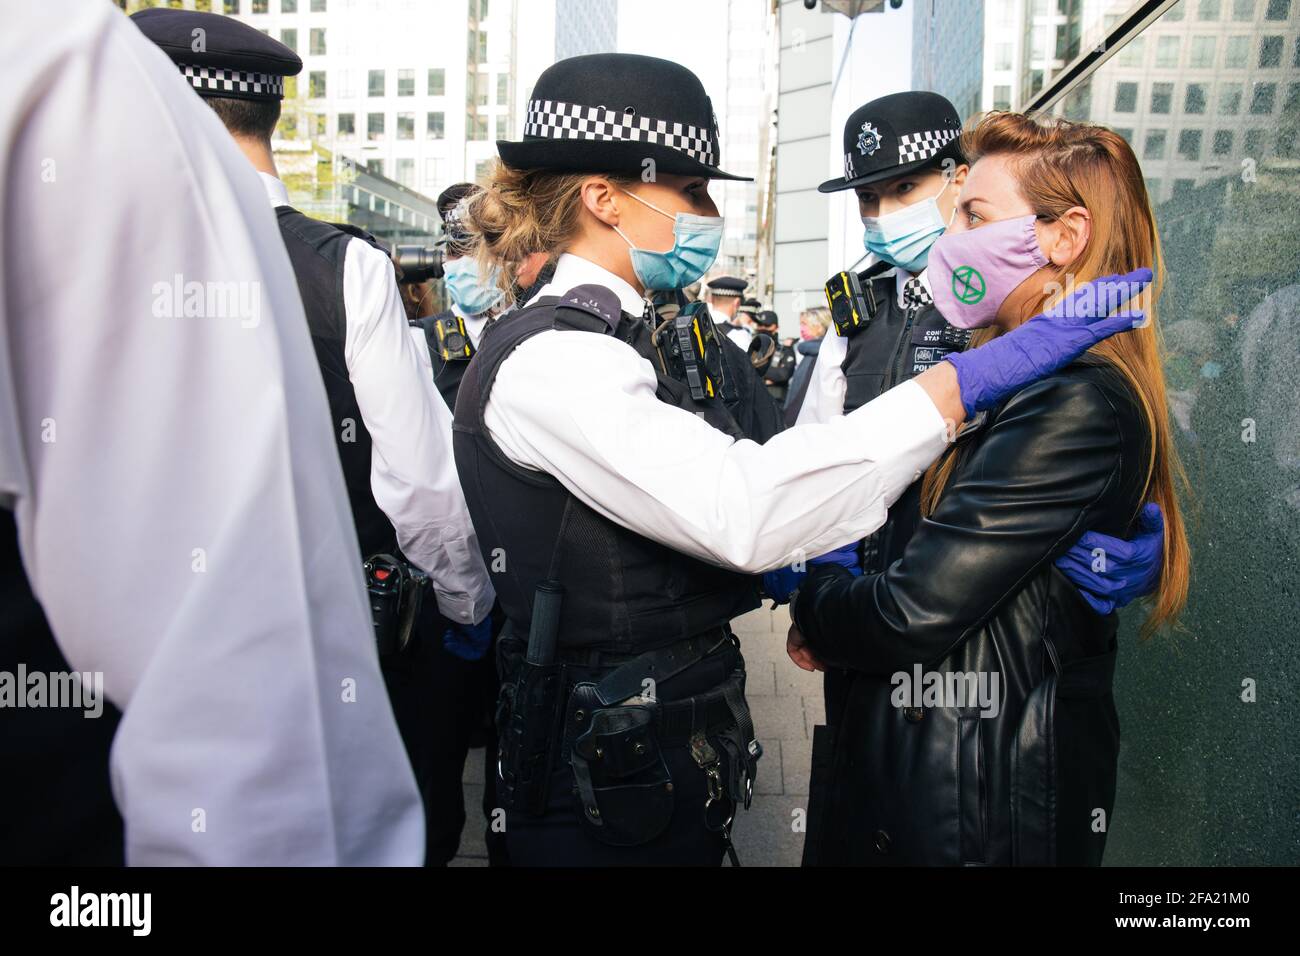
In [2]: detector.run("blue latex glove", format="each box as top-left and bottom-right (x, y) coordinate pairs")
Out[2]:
(762, 542), (864, 605)
(1055, 503), (1165, 615)
(443, 616), (494, 661)
(945, 268), (1152, 417)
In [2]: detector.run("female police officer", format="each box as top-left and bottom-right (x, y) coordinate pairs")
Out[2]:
(453, 53), (1148, 866)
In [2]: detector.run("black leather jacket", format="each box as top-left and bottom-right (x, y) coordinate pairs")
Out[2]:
(794, 359), (1151, 866)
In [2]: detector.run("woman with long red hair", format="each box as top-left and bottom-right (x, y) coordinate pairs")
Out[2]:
(789, 112), (1191, 866)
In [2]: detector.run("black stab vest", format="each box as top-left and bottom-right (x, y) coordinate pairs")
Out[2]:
(452, 292), (760, 656)
(276, 206), (395, 558)
(841, 272), (971, 571)
(1, 511), (124, 864)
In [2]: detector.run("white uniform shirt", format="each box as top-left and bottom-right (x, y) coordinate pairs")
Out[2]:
(796, 268), (934, 425)
(260, 174), (494, 625)
(708, 302), (753, 351)
(483, 254), (949, 573)
(0, 0), (424, 865)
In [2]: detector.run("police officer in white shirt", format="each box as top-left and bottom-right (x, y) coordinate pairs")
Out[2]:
(452, 53), (1144, 866)
(1, 0), (422, 865)
(705, 275), (753, 351)
(132, 9), (495, 866)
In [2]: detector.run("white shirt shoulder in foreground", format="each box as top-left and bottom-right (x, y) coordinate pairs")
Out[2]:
(0, 0), (422, 865)
(484, 254), (949, 574)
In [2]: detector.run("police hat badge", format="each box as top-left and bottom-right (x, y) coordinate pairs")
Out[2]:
(857, 121), (882, 156)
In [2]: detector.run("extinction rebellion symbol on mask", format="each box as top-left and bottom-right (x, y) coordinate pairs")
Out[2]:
(952, 266), (986, 304)
(857, 121), (881, 156)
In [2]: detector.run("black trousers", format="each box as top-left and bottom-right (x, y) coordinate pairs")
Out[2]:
(382, 602), (507, 866)
(500, 639), (741, 867)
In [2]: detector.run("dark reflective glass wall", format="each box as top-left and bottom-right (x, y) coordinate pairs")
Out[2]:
(1047, 0), (1300, 864)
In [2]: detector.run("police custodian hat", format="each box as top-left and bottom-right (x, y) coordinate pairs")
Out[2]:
(131, 8), (302, 103)
(819, 91), (963, 193)
(498, 53), (751, 182)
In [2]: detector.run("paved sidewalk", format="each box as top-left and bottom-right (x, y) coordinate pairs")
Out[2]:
(452, 604), (818, 867)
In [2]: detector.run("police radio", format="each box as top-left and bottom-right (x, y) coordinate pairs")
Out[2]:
(363, 554), (427, 658)
(432, 313), (474, 362)
(652, 300), (736, 404)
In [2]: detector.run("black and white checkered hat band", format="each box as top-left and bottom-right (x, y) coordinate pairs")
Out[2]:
(181, 64), (284, 98)
(523, 99), (717, 167)
(897, 127), (959, 165)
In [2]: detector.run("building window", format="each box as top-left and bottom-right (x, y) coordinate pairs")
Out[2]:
(1143, 130), (1167, 160)
(1156, 36), (1180, 68)
(398, 69), (415, 97)
(497, 74), (508, 106)
(479, 0), (490, 16)
(1285, 82), (1300, 114)
(252, 0), (268, 12)
(368, 70), (385, 97)
(1113, 127), (1134, 146)
(1116, 36), (1145, 67)
(280, 28), (297, 52)
(1212, 130), (1234, 155)
(1295, 37), (1300, 68)
(1250, 82), (1277, 113)
(1278, 128), (1298, 158)
(311, 0), (326, 11)
(1219, 83), (1243, 114)
(282, 0), (298, 11)
(1173, 179), (1196, 199)
(308, 70), (326, 98)
(1114, 81), (1138, 112)
(1232, 0), (1255, 17)
(284, 76), (297, 99)
(475, 159), (493, 182)
(338, 112), (355, 138)
(1150, 82), (1173, 114)
(1185, 83), (1208, 114)
(1197, 0), (1221, 17)
(1265, 0), (1290, 17)
(1189, 36), (1216, 68)
(367, 112), (384, 141)
(397, 112), (414, 140)
(309, 28), (326, 56)
(426, 111), (445, 139)
(995, 42), (1012, 70)
(1259, 36), (1283, 68)
(366, 159), (383, 177)
(496, 115), (508, 139)
(428, 68), (445, 96)
(1144, 177), (1162, 199)
(467, 113), (488, 141)
(1244, 128), (1267, 155)
(1178, 129), (1203, 160)
(395, 158), (415, 187)
(993, 85), (1011, 110)
(1225, 36), (1249, 68)
(225, 1), (239, 14)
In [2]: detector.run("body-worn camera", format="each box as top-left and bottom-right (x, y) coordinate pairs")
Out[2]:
(824, 269), (878, 337)
(652, 300), (736, 404)
(363, 554), (427, 657)
(432, 313), (473, 362)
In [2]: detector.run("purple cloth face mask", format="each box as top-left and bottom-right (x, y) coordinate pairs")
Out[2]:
(929, 214), (1049, 329)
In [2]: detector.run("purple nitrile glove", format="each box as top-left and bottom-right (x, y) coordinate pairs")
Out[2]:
(1055, 503), (1165, 615)
(945, 268), (1153, 417)
(443, 615), (494, 661)
(807, 541), (864, 576)
(762, 542), (864, 606)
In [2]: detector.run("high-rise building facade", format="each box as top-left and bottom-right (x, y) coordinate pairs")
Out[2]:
(555, 0), (618, 59)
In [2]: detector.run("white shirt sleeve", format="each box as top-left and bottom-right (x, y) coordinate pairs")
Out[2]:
(341, 239), (495, 624)
(484, 331), (948, 574)
(0, 0), (422, 865)
(795, 326), (849, 425)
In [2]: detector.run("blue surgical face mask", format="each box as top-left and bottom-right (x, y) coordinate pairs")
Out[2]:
(443, 255), (503, 315)
(613, 189), (723, 291)
(860, 179), (954, 273)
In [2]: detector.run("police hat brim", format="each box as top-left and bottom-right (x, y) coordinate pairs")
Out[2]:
(817, 138), (965, 194)
(497, 138), (752, 182)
